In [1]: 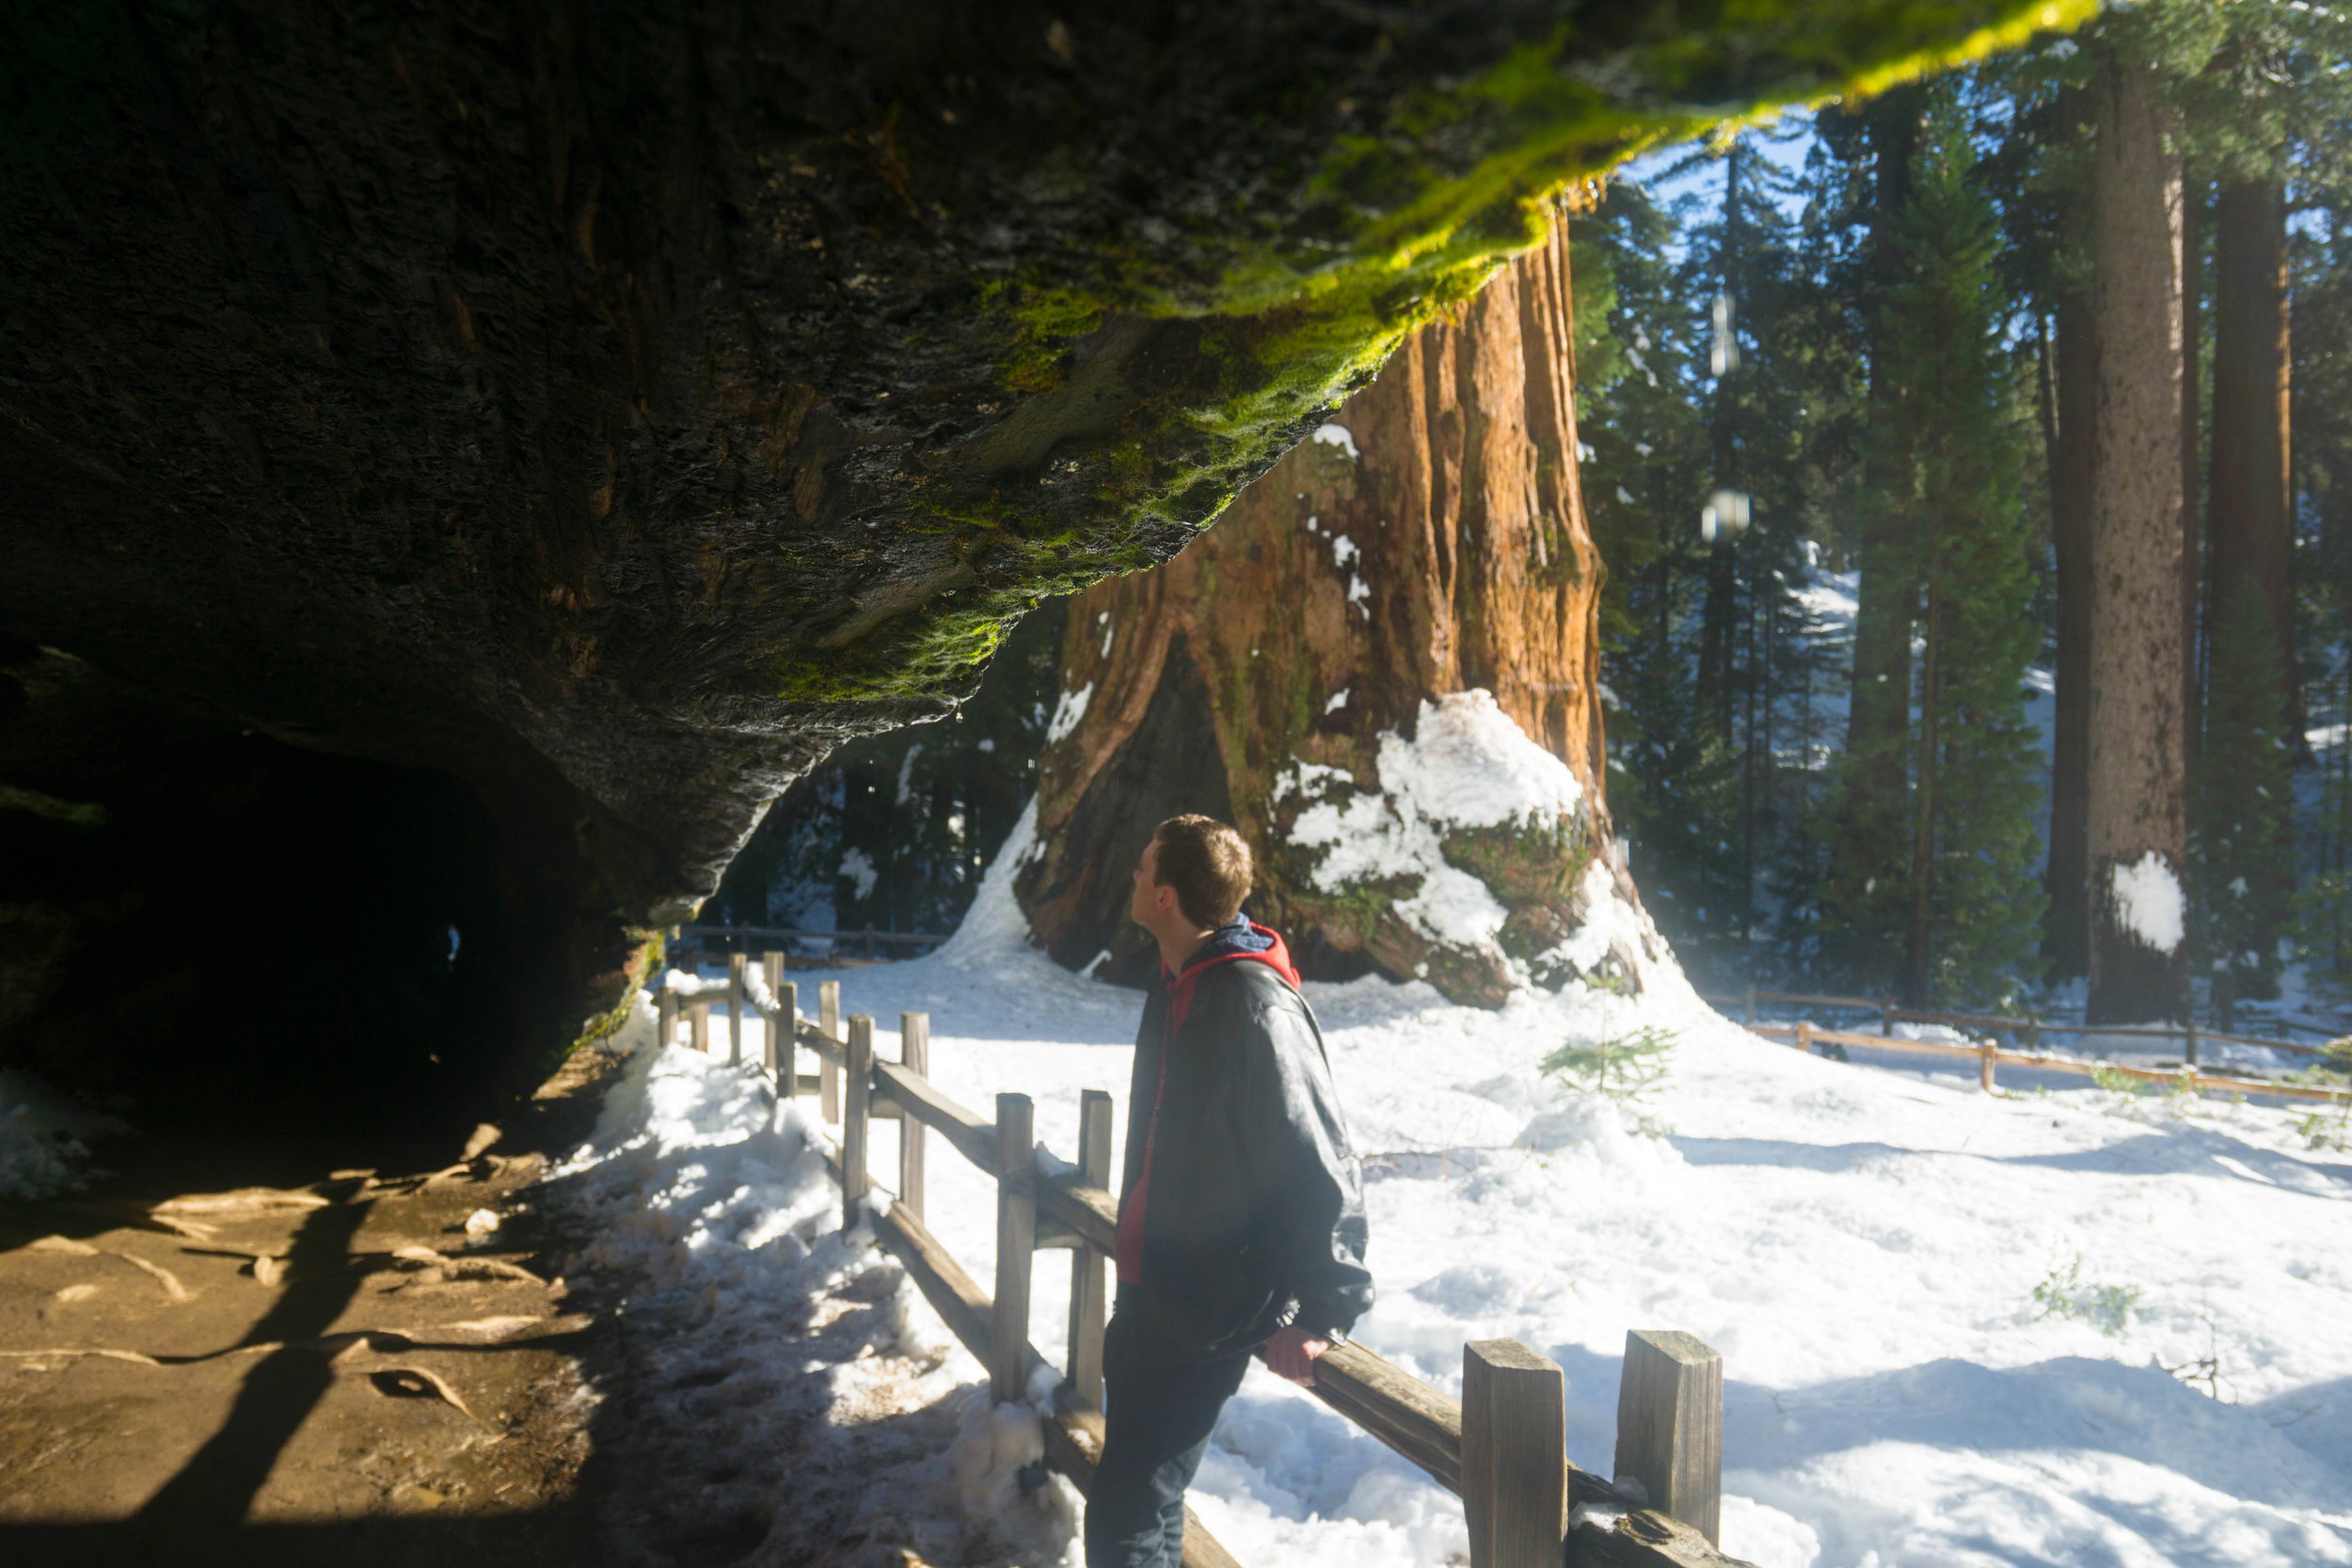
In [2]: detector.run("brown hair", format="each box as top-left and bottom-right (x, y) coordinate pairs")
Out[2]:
(1150, 815), (1253, 929)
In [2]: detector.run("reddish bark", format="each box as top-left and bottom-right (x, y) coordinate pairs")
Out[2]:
(1016, 209), (1657, 1003)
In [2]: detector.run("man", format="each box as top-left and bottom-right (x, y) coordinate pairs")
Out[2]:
(1085, 815), (1374, 1568)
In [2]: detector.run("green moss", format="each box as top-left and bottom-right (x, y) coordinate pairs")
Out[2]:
(981, 280), (1109, 395)
(565, 929), (664, 1062)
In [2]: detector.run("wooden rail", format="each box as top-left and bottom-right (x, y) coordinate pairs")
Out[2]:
(1701, 987), (2340, 1063)
(1750, 1022), (2352, 1103)
(655, 964), (1756, 1568)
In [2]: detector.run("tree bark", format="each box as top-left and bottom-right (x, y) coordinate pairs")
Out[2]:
(2085, 55), (2191, 1023)
(1017, 209), (1663, 1005)
(2182, 175), (2204, 779)
(2208, 176), (2297, 741)
(2045, 284), (2098, 982)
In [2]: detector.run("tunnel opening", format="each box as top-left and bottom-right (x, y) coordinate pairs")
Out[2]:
(0, 643), (640, 1139)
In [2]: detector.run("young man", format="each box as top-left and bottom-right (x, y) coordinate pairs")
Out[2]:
(1085, 815), (1374, 1568)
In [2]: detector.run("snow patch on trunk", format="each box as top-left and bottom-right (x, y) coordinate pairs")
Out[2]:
(1282, 690), (1584, 957)
(1045, 681), (1094, 745)
(2108, 850), (2185, 953)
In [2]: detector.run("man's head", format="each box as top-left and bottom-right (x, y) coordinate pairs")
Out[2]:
(1130, 815), (1253, 938)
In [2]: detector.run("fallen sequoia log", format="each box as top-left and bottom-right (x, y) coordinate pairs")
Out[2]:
(0, 0), (2082, 1121)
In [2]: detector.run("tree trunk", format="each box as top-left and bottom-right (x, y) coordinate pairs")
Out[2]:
(2045, 284), (2098, 982)
(1017, 208), (1665, 1005)
(2208, 176), (2297, 741)
(2182, 175), (2204, 779)
(2085, 55), (2191, 1024)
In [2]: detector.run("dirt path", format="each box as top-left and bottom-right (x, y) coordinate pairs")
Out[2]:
(0, 1051), (622, 1567)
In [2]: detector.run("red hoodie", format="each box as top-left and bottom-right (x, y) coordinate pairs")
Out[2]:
(1113, 922), (1300, 1286)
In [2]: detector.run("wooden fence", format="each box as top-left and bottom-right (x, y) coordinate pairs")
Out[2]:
(656, 958), (1756, 1568)
(1700, 990), (2350, 1105)
(1701, 987), (2339, 1064)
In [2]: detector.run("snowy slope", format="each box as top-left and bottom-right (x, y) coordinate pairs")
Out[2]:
(715, 814), (2352, 1568)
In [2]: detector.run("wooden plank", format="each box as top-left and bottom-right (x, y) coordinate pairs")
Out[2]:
(842, 1016), (875, 1228)
(872, 1058), (995, 1170)
(1068, 1088), (1112, 1408)
(1037, 1172), (1120, 1254)
(728, 953), (748, 1065)
(1756, 1022), (2348, 1102)
(1464, 1338), (1566, 1568)
(819, 980), (842, 1120)
(690, 1001), (709, 1054)
(899, 1012), (930, 1222)
(774, 981), (799, 1101)
(871, 1198), (993, 1359)
(1571, 1509), (1757, 1568)
(796, 1020), (849, 1069)
(1300, 1341), (1464, 1496)
(993, 1093), (1036, 1404)
(1614, 1330), (1723, 1546)
(657, 987), (676, 1051)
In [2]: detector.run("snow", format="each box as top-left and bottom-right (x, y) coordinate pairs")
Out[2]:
(582, 812), (2352, 1568)
(1282, 691), (1590, 961)
(2109, 851), (2186, 955)
(840, 846), (881, 901)
(1326, 689), (1350, 715)
(1045, 681), (1093, 746)
(1312, 423), (1360, 460)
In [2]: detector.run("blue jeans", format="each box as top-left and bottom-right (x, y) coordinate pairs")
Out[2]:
(1083, 1310), (1252, 1567)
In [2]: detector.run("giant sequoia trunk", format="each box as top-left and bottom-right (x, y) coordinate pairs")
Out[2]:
(1016, 212), (1663, 1005)
(2086, 55), (2191, 1023)
(2208, 177), (2297, 738)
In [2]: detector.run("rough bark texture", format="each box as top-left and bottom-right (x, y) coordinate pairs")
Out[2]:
(2086, 55), (2190, 1023)
(1018, 214), (1658, 1004)
(2044, 285), (2098, 981)
(0, 0), (2085, 1118)
(2208, 177), (2297, 736)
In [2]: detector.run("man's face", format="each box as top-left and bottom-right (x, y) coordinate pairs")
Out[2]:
(1130, 841), (1165, 929)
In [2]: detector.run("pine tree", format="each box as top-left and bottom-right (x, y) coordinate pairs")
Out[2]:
(1820, 91), (2046, 1006)
(2196, 580), (2296, 1016)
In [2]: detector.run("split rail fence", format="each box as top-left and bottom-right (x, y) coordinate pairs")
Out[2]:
(1701, 989), (2351, 1105)
(656, 958), (1756, 1568)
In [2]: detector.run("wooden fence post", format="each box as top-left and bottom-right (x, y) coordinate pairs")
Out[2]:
(763, 950), (786, 1082)
(1462, 1338), (1566, 1568)
(1067, 1088), (1113, 1408)
(691, 1001), (709, 1053)
(2184, 1012), (2199, 1069)
(658, 988), (676, 1052)
(993, 1092), (1036, 1405)
(1979, 1037), (1996, 1093)
(1880, 1000), (1894, 1037)
(776, 982), (800, 1102)
(1613, 1329), (1724, 1546)
(728, 953), (747, 1066)
(842, 1016), (874, 1229)
(1795, 1020), (1811, 1055)
(899, 1012), (930, 1221)
(819, 980), (842, 1122)
(1743, 983), (1756, 1027)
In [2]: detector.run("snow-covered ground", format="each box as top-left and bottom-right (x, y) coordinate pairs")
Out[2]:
(581, 814), (2352, 1568)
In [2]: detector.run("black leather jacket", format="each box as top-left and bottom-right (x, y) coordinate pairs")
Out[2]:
(1119, 929), (1375, 1359)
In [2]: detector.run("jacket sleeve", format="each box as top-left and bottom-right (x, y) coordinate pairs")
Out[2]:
(1235, 991), (1375, 1339)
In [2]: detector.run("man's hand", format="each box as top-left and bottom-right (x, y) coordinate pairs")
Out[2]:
(1264, 1326), (1331, 1386)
